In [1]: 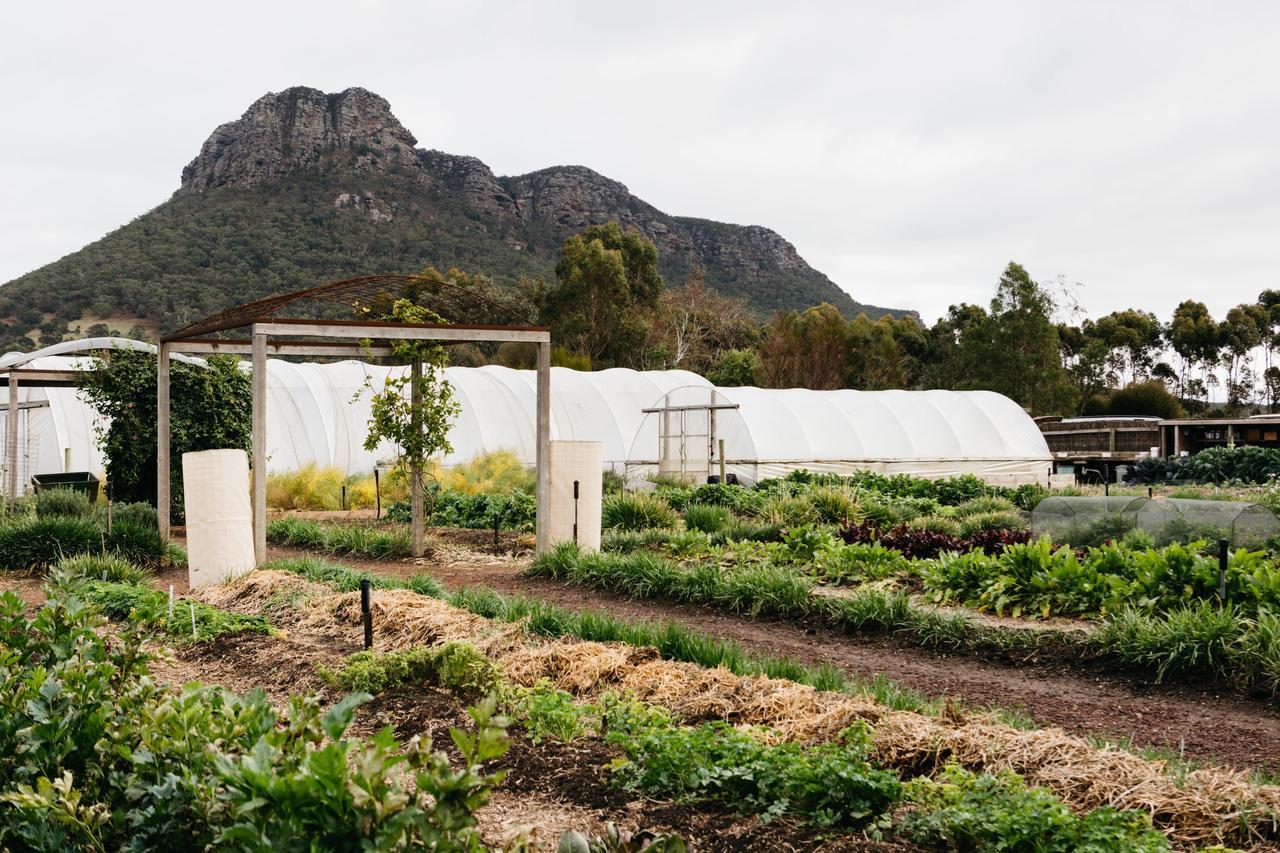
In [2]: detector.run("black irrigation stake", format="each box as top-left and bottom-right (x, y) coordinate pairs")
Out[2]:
(1104, 481), (1110, 497)
(1218, 538), (1229, 603)
(572, 479), (580, 544)
(1148, 486), (1153, 499)
(374, 469), (381, 519)
(360, 578), (373, 649)
(341, 484), (347, 511)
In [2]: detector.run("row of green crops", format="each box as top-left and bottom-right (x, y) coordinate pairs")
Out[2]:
(386, 489), (536, 532)
(529, 542), (1280, 695)
(266, 516), (412, 559)
(922, 538), (1280, 619)
(600, 518), (1280, 622)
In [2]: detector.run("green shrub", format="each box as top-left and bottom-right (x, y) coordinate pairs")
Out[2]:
(602, 470), (627, 495)
(683, 503), (732, 533)
(321, 642), (500, 700)
(35, 488), (93, 519)
(902, 764), (1169, 851)
(956, 510), (1027, 539)
(53, 553), (150, 585)
(104, 521), (173, 567)
(105, 501), (158, 529)
(602, 492), (679, 531)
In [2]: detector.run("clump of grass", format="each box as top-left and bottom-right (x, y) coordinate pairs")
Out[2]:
(753, 494), (818, 527)
(0, 515), (101, 570)
(104, 521), (174, 567)
(1096, 602), (1241, 682)
(54, 553), (151, 585)
(602, 492), (679, 531)
(807, 486), (860, 525)
(683, 503), (732, 534)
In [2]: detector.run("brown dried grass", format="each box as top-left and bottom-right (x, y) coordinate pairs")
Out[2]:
(209, 569), (1280, 850)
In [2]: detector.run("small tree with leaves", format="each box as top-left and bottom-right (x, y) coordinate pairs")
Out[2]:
(360, 295), (460, 556)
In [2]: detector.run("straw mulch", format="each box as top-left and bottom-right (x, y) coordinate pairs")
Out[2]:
(203, 570), (1280, 850)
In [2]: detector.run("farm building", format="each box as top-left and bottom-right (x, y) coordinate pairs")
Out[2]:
(0, 338), (1055, 491)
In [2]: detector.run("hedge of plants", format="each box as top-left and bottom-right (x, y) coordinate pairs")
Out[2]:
(1127, 445), (1280, 485)
(386, 489), (536, 532)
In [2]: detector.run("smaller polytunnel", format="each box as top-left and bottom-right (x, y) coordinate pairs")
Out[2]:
(626, 386), (1053, 485)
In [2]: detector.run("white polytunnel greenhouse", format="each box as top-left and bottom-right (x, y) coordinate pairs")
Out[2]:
(0, 338), (1054, 491)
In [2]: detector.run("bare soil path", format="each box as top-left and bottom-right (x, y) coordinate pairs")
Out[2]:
(259, 535), (1280, 777)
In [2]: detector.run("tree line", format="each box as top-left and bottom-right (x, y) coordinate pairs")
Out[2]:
(531, 222), (1280, 418)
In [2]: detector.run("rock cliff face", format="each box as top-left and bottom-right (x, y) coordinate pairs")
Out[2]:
(179, 87), (421, 192)
(0, 87), (908, 343)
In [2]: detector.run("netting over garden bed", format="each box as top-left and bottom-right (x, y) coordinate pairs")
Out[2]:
(1032, 496), (1280, 548)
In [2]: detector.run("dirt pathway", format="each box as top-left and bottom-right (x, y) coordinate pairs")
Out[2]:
(260, 542), (1280, 776)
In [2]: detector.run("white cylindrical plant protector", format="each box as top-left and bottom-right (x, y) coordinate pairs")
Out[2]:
(182, 449), (255, 588)
(547, 441), (603, 550)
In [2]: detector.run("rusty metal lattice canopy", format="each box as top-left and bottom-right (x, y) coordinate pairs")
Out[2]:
(162, 274), (538, 342)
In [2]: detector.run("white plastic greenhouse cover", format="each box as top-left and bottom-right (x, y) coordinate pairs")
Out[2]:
(0, 340), (1052, 487)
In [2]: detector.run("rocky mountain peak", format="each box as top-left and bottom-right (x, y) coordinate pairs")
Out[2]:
(178, 86), (420, 193)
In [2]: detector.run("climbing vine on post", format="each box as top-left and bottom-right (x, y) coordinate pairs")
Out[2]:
(360, 296), (460, 556)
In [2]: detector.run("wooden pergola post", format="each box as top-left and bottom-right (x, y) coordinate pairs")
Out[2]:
(251, 327), (268, 565)
(535, 340), (551, 554)
(6, 371), (17, 503)
(156, 342), (171, 537)
(409, 354), (424, 558)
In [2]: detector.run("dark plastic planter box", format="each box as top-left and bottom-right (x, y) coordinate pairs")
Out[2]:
(31, 472), (100, 503)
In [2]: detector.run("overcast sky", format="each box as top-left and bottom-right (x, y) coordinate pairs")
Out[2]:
(2, 1), (1277, 324)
